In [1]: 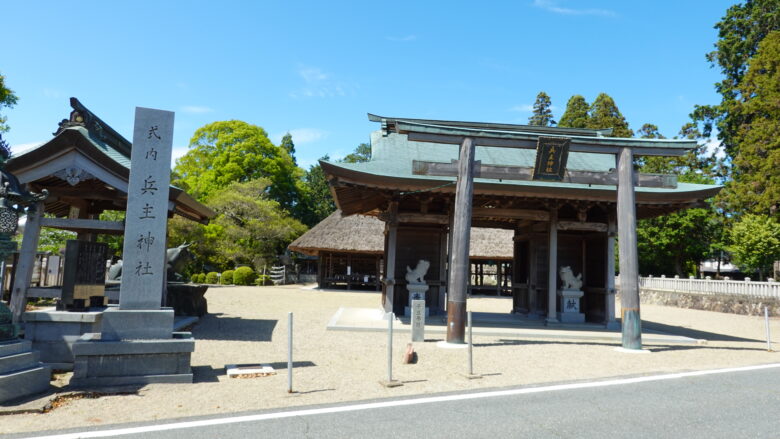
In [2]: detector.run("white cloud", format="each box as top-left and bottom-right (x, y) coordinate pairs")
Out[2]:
(41, 88), (63, 99)
(386, 35), (417, 42)
(290, 66), (356, 99)
(299, 67), (328, 83)
(180, 105), (214, 114)
(171, 145), (189, 167)
(704, 138), (726, 160)
(274, 128), (328, 145)
(509, 104), (534, 112)
(532, 0), (616, 17)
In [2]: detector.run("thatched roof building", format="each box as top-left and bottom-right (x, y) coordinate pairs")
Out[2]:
(289, 210), (513, 259)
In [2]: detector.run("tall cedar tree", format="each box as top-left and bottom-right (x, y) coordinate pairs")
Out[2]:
(724, 30), (780, 216)
(280, 133), (297, 165)
(693, 0), (780, 159)
(527, 92), (556, 126)
(586, 93), (633, 138)
(557, 95), (590, 128)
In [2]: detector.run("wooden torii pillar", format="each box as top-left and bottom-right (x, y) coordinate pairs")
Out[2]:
(446, 137), (475, 343)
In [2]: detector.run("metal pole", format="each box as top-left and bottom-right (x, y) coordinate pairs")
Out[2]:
(468, 311), (473, 375)
(288, 312), (293, 393)
(765, 306), (772, 352)
(387, 312), (394, 382)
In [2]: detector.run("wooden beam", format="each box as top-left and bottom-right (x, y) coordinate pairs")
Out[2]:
(397, 213), (449, 224)
(472, 207), (550, 221)
(40, 217), (125, 234)
(413, 160), (677, 188)
(557, 221), (608, 232)
(547, 208), (558, 324)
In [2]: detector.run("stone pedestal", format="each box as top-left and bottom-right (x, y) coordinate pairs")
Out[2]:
(0, 339), (51, 403)
(71, 332), (194, 387)
(405, 284), (429, 317)
(70, 309), (193, 387)
(23, 309), (103, 370)
(557, 289), (585, 323)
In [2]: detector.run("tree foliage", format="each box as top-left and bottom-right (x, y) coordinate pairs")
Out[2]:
(586, 93), (633, 138)
(173, 120), (301, 210)
(296, 155), (336, 227)
(171, 179), (307, 273)
(0, 72), (18, 133)
(341, 143), (371, 163)
(280, 132), (297, 165)
(557, 95), (590, 129)
(528, 91), (556, 126)
(728, 214), (780, 279)
(721, 30), (780, 216)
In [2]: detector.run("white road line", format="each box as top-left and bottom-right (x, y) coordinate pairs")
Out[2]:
(21, 362), (780, 439)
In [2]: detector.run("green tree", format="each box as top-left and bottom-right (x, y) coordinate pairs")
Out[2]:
(206, 178), (307, 271)
(280, 132), (297, 165)
(296, 155), (336, 227)
(0, 72), (18, 133)
(527, 91), (556, 126)
(636, 124), (723, 276)
(728, 214), (780, 280)
(96, 210), (125, 257)
(341, 143), (371, 163)
(557, 95), (590, 128)
(695, 0), (780, 156)
(586, 93), (633, 138)
(722, 30), (780, 216)
(173, 120), (301, 210)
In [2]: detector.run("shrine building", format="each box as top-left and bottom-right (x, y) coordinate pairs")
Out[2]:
(320, 114), (721, 347)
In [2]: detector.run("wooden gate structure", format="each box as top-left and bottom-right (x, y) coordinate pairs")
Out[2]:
(320, 114), (721, 349)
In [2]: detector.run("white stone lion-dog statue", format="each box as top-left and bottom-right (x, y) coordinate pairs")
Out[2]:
(559, 266), (583, 290)
(405, 259), (431, 285)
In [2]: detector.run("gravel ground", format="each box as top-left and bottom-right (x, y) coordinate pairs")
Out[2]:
(2, 284), (778, 435)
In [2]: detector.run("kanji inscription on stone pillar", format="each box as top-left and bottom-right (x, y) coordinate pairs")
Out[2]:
(119, 107), (174, 310)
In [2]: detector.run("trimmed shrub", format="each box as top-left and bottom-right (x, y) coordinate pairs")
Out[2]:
(196, 273), (206, 283)
(205, 272), (219, 284)
(190, 273), (199, 283)
(233, 266), (256, 286)
(255, 274), (271, 286)
(221, 270), (235, 285)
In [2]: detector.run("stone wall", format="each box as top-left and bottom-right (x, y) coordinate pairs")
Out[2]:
(618, 289), (780, 317)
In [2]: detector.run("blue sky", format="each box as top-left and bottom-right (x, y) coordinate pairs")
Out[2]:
(3, 0), (733, 170)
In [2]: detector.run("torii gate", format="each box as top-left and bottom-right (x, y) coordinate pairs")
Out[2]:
(377, 117), (695, 350)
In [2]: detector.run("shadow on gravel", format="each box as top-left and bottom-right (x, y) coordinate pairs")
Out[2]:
(192, 365), (223, 383)
(474, 338), (768, 352)
(642, 320), (762, 343)
(192, 313), (278, 341)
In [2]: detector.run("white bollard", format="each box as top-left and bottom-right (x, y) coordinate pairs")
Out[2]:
(288, 312), (293, 393)
(387, 312), (394, 382)
(468, 311), (473, 376)
(765, 306), (772, 352)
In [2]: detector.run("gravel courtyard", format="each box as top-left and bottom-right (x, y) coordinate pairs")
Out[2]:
(2, 284), (778, 435)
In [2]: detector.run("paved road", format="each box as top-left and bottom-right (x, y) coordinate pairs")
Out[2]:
(15, 364), (780, 439)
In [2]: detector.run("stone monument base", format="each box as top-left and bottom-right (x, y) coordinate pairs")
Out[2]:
(557, 289), (585, 324)
(405, 283), (429, 317)
(23, 309), (103, 371)
(71, 332), (194, 387)
(100, 308), (174, 340)
(0, 340), (51, 403)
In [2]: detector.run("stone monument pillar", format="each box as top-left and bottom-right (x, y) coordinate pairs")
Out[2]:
(71, 107), (194, 387)
(404, 260), (430, 317)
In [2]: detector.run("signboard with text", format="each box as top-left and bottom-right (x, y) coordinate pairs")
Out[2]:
(532, 136), (570, 181)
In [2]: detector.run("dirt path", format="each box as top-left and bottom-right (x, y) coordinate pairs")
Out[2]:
(2, 285), (778, 435)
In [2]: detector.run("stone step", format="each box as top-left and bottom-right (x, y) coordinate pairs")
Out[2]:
(0, 339), (32, 357)
(0, 351), (40, 375)
(0, 365), (52, 404)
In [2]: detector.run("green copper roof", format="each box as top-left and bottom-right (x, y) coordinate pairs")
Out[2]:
(324, 131), (720, 195)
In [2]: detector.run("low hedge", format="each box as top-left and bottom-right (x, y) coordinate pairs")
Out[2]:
(233, 266), (256, 285)
(205, 272), (219, 284)
(221, 270), (235, 285)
